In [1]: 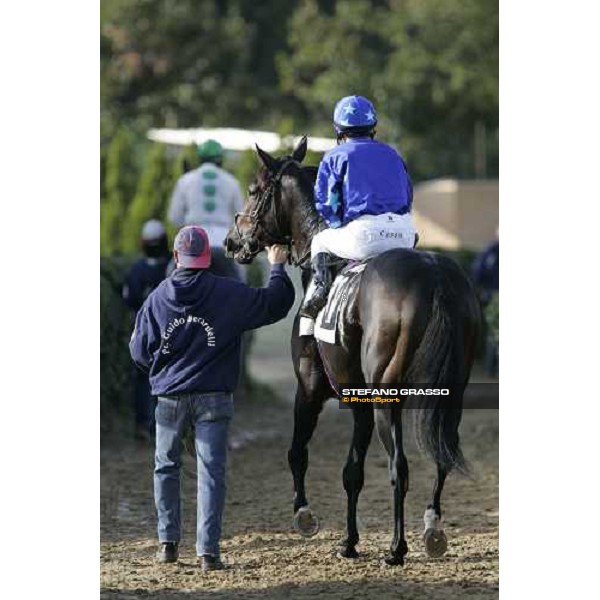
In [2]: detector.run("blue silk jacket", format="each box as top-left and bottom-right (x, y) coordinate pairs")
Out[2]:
(314, 138), (413, 228)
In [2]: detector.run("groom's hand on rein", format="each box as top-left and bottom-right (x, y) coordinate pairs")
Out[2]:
(266, 245), (289, 265)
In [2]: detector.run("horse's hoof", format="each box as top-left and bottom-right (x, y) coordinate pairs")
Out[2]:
(423, 528), (448, 557)
(336, 545), (359, 559)
(384, 553), (405, 566)
(293, 506), (320, 537)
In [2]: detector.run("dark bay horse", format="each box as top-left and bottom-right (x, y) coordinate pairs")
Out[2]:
(224, 137), (481, 565)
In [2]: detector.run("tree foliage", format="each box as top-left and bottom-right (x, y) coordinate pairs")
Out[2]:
(101, 0), (498, 254)
(172, 143), (198, 178)
(100, 257), (134, 432)
(278, 0), (498, 178)
(101, 0), (302, 136)
(101, 127), (140, 255)
(122, 142), (174, 253)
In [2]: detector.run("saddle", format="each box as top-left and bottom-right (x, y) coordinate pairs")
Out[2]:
(313, 261), (368, 344)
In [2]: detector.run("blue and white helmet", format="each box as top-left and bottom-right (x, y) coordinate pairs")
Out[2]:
(333, 95), (378, 134)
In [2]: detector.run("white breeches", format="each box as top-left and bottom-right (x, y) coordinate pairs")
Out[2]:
(311, 213), (417, 260)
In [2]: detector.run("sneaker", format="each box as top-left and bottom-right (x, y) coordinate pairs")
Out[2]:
(200, 554), (225, 571)
(156, 542), (179, 564)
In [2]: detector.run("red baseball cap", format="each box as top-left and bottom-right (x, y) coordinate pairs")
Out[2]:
(173, 226), (212, 269)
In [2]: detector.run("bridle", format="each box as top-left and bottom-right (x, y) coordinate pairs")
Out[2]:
(234, 158), (312, 268)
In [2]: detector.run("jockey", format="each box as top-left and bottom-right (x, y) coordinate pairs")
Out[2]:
(168, 139), (245, 255)
(299, 95), (418, 320)
(168, 139), (246, 281)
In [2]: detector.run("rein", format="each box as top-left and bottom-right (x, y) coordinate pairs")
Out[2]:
(234, 159), (312, 268)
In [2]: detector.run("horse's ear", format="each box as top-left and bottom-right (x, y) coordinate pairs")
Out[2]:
(255, 144), (278, 173)
(292, 135), (308, 163)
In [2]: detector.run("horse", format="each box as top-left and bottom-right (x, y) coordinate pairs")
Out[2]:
(224, 137), (481, 565)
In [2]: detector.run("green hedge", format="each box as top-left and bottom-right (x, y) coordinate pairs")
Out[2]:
(100, 257), (134, 434)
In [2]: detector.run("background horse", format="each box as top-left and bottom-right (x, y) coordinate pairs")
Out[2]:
(225, 137), (481, 566)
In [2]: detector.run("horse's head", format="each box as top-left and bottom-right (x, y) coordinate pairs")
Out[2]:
(225, 136), (308, 264)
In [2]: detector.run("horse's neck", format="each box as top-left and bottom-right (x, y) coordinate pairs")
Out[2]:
(289, 186), (325, 259)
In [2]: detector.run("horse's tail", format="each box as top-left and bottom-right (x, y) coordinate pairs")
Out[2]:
(403, 282), (469, 475)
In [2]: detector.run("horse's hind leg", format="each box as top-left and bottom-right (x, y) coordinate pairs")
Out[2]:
(423, 464), (449, 557)
(374, 405), (410, 566)
(338, 405), (374, 558)
(288, 385), (326, 536)
(422, 393), (465, 557)
(384, 406), (409, 565)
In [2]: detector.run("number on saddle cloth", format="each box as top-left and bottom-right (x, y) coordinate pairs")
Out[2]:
(314, 262), (367, 345)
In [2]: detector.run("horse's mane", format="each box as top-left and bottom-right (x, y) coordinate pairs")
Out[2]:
(297, 165), (325, 238)
(255, 160), (325, 240)
(301, 165), (318, 184)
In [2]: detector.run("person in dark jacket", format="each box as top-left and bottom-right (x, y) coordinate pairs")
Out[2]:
(123, 219), (171, 440)
(129, 225), (294, 570)
(472, 236), (500, 376)
(122, 220), (171, 311)
(472, 238), (499, 305)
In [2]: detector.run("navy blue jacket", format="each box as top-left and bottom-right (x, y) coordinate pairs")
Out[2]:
(129, 264), (295, 396)
(472, 241), (499, 303)
(122, 257), (170, 311)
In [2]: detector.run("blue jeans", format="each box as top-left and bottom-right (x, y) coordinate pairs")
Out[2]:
(154, 392), (233, 557)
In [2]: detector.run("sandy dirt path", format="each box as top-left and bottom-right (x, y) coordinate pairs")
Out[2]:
(101, 265), (498, 599)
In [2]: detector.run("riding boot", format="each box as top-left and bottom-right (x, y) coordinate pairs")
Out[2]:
(299, 253), (334, 320)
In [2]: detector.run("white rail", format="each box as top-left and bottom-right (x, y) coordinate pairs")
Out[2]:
(147, 127), (336, 153)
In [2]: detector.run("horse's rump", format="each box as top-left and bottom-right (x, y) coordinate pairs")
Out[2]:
(358, 248), (478, 382)
(358, 248), (480, 472)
